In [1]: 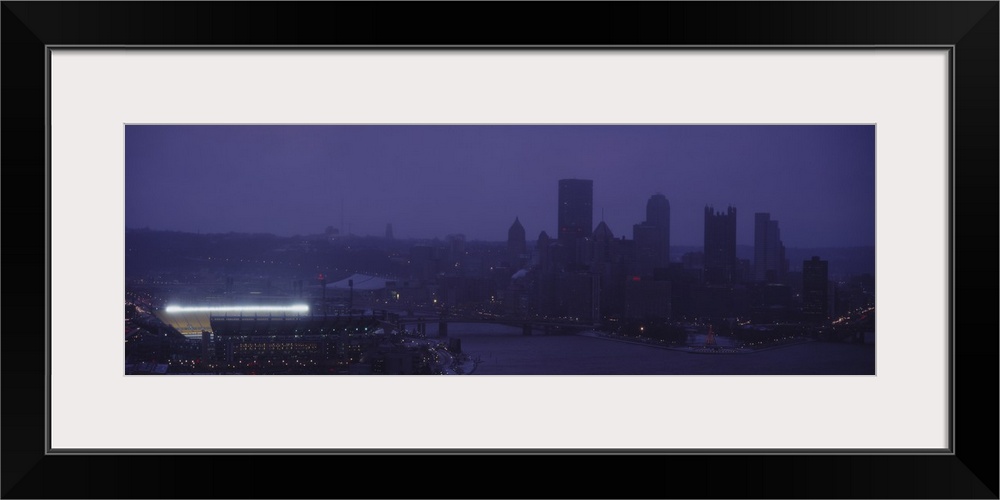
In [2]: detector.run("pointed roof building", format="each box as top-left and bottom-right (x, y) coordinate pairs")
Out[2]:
(592, 220), (614, 241)
(508, 217), (525, 240)
(537, 230), (550, 246)
(507, 217), (527, 266)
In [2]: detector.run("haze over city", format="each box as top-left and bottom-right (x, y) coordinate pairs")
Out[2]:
(125, 124), (876, 376)
(126, 125), (875, 247)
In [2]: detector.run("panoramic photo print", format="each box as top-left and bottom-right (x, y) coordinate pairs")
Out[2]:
(125, 125), (875, 375)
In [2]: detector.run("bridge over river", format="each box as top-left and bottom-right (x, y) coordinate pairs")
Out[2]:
(386, 314), (593, 337)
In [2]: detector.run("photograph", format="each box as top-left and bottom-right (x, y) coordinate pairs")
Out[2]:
(3, 0), (994, 497)
(125, 124), (876, 375)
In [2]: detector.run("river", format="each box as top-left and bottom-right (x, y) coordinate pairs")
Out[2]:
(426, 323), (876, 375)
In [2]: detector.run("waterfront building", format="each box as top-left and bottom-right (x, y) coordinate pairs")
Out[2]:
(211, 314), (383, 372)
(802, 256), (829, 322)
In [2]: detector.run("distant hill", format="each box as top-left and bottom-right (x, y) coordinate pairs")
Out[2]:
(672, 245), (875, 277)
(781, 247), (875, 276)
(125, 229), (875, 279)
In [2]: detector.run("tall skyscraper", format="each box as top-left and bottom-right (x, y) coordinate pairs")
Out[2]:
(507, 217), (526, 267)
(533, 230), (556, 316)
(753, 213), (786, 282)
(536, 230), (553, 272)
(591, 220), (615, 265)
(558, 179), (593, 244)
(646, 193), (670, 231)
(633, 194), (671, 276)
(704, 205), (737, 284)
(802, 256), (829, 321)
(557, 179), (593, 266)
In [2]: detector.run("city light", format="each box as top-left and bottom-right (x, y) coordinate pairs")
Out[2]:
(163, 305), (309, 313)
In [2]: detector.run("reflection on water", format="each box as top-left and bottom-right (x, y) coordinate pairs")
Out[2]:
(424, 323), (875, 375)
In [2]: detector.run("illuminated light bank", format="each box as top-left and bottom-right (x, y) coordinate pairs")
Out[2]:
(164, 305), (309, 313)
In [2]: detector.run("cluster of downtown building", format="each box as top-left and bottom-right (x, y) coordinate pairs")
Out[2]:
(492, 178), (860, 327)
(124, 178), (874, 374)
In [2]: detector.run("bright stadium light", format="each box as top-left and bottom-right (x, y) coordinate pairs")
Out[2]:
(163, 305), (309, 313)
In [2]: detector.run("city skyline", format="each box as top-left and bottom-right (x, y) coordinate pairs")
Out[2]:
(125, 126), (876, 375)
(126, 125), (876, 247)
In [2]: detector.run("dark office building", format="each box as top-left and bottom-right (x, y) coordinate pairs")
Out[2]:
(645, 193), (670, 230)
(211, 314), (383, 372)
(704, 205), (738, 284)
(632, 193), (671, 278)
(507, 217), (527, 268)
(536, 230), (554, 273)
(557, 179), (593, 266)
(533, 230), (557, 315)
(590, 221), (615, 266)
(624, 277), (671, 320)
(748, 282), (793, 323)
(665, 263), (700, 319)
(754, 213), (787, 283)
(634, 225), (665, 278)
(691, 284), (748, 319)
(554, 271), (598, 322)
(440, 275), (493, 307)
(802, 256), (829, 322)
(590, 221), (628, 319)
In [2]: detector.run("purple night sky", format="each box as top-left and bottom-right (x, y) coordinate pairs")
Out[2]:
(125, 125), (875, 247)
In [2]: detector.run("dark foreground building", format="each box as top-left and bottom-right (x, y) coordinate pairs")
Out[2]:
(211, 314), (383, 373)
(704, 205), (738, 284)
(802, 256), (829, 322)
(753, 212), (787, 283)
(557, 179), (594, 267)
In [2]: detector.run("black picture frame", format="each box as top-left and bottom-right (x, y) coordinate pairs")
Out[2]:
(3, 2), (996, 498)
